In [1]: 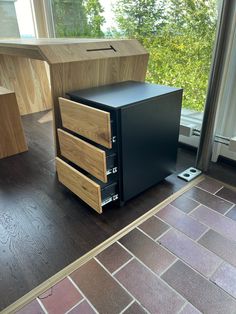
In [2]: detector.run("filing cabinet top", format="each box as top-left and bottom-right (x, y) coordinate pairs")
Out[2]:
(67, 81), (182, 109)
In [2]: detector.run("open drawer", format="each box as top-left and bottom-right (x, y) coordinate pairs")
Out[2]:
(59, 97), (112, 149)
(56, 158), (118, 213)
(58, 129), (116, 183)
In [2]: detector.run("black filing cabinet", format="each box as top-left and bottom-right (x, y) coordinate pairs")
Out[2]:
(57, 81), (182, 213)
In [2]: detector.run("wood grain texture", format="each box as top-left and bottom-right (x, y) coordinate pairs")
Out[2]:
(0, 38), (148, 148)
(0, 38), (148, 63)
(59, 97), (112, 149)
(0, 55), (52, 115)
(0, 88), (28, 159)
(50, 54), (148, 154)
(58, 129), (107, 182)
(38, 110), (53, 124)
(31, 0), (50, 38)
(39, 39), (148, 64)
(0, 86), (13, 95)
(56, 157), (102, 213)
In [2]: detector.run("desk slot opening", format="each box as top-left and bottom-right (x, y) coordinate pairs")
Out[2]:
(86, 45), (117, 52)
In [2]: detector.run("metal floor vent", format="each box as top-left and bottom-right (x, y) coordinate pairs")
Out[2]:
(178, 167), (202, 182)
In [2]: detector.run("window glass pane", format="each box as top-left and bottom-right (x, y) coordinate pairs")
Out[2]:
(0, 0), (35, 38)
(15, 0), (36, 38)
(0, 0), (20, 37)
(51, 0), (105, 38)
(112, 0), (217, 115)
(51, 0), (218, 115)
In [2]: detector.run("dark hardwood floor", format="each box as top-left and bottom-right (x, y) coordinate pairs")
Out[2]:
(0, 111), (235, 310)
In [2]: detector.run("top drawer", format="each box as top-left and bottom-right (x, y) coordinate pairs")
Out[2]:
(59, 97), (112, 149)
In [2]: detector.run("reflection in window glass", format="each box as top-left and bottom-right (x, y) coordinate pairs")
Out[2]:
(15, 0), (35, 38)
(0, 0), (20, 38)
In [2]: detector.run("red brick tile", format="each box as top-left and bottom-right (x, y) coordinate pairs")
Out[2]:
(156, 204), (207, 240)
(39, 278), (82, 314)
(96, 242), (132, 273)
(115, 259), (184, 314)
(139, 216), (169, 239)
(119, 228), (176, 274)
(67, 300), (96, 314)
(198, 229), (236, 267)
(123, 302), (147, 314)
(162, 260), (236, 314)
(171, 195), (199, 213)
(16, 299), (44, 314)
(179, 303), (201, 314)
(70, 259), (132, 314)
(226, 205), (236, 221)
(216, 187), (236, 204)
(159, 229), (222, 277)
(185, 187), (232, 214)
(211, 263), (236, 299)
(196, 178), (223, 194)
(191, 205), (236, 241)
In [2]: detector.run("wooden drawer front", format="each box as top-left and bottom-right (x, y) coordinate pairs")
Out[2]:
(58, 129), (107, 183)
(59, 97), (112, 148)
(56, 158), (102, 213)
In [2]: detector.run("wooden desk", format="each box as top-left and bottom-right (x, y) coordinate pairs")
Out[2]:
(0, 38), (149, 153)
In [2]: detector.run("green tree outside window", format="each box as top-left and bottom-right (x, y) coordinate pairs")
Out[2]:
(52, 0), (217, 112)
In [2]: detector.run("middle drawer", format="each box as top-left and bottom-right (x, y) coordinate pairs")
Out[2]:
(58, 129), (116, 183)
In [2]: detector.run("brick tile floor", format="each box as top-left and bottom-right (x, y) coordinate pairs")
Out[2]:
(15, 177), (236, 314)
(156, 204), (207, 240)
(159, 229), (222, 277)
(171, 195), (200, 213)
(226, 205), (236, 220)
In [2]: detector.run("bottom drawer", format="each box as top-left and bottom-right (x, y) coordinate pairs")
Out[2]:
(56, 158), (118, 213)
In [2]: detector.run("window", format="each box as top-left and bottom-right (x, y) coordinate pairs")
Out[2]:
(0, 0), (35, 38)
(15, 0), (36, 38)
(50, 0), (218, 123)
(0, 0), (20, 38)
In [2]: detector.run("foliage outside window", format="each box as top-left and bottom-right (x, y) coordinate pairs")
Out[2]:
(51, 0), (217, 112)
(52, 0), (105, 37)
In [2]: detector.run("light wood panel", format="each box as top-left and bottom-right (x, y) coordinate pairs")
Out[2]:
(59, 97), (112, 149)
(0, 38), (148, 150)
(0, 38), (148, 63)
(0, 54), (52, 115)
(0, 44), (45, 61)
(38, 110), (53, 124)
(32, 0), (50, 38)
(0, 88), (28, 159)
(39, 39), (148, 64)
(56, 157), (102, 213)
(58, 129), (107, 182)
(0, 86), (12, 95)
(50, 54), (149, 154)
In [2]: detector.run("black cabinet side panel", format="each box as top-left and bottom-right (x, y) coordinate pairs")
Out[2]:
(120, 92), (182, 201)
